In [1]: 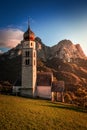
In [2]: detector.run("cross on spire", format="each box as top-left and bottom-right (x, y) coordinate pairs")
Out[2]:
(28, 17), (30, 30)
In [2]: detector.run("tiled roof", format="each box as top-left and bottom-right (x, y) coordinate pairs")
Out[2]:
(51, 81), (65, 92)
(37, 72), (53, 86)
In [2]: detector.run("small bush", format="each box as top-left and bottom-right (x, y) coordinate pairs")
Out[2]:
(64, 93), (72, 103)
(0, 81), (12, 94)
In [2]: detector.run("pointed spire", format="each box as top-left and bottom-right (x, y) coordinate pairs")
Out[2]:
(23, 17), (35, 41)
(28, 17), (30, 30)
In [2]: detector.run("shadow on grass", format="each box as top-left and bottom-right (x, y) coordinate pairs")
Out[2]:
(11, 95), (87, 113)
(41, 102), (87, 113)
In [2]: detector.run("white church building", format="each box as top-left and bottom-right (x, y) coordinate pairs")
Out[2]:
(13, 24), (64, 101)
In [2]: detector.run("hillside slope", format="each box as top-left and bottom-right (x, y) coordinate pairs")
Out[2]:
(0, 95), (87, 130)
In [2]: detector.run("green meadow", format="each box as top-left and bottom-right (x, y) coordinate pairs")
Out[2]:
(0, 95), (87, 130)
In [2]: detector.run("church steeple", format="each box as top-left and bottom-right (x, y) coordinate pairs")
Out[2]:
(21, 21), (37, 97)
(23, 20), (35, 41)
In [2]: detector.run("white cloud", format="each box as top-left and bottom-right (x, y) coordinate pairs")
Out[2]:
(0, 50), (3, 54)
(0, 28), (24, 48)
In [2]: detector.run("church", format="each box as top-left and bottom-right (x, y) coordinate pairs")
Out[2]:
(13, 23), (65, 101)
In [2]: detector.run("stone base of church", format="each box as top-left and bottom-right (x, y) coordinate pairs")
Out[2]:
(20, 88), (34, 97)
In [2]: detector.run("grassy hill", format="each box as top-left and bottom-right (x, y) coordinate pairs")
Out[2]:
(0, 95), (87, 130)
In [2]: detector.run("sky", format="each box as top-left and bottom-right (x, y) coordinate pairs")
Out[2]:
(0, 0), (87, 55)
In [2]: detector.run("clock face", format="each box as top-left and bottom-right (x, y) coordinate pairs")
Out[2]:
(24, 41), (29, 47)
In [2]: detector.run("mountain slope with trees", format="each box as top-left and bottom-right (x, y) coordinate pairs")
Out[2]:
(0, 38), (87, 105)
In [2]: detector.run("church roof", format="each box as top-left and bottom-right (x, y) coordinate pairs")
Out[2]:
(51, 81), (65, 92)
(37, 72), (53, 86)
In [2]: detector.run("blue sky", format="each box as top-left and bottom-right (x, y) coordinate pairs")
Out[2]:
(0, 0), (87, 55)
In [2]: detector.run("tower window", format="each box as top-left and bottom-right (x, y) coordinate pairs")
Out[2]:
(25, 59), (30, 65)
(34, 52), (35, 57)
(34, 60), (35, 65)
(31, 42), (33, 46)
(25, 51), (29, 57)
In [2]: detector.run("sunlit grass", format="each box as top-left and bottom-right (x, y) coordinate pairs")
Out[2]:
(0, 95), (87, 130)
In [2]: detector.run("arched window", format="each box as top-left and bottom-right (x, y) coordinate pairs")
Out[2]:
(34, 60), (35, 65)
(34, 52), (35, 57)
(25, 51), (29, 57)
(31, 42), (33, 46)
(25, 59), (30, 65)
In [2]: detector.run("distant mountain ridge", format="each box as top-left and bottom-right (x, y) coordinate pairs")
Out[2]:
(0, 37), (87, 93)
(50, 40), (86, 60)
(1, 37), (86, 62)
(36, 38), (86, 62)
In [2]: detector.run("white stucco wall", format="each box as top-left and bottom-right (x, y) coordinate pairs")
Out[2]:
(37, 86), (51, 99)
(21, 89), (33, 97)
(13, 86), (21, 93)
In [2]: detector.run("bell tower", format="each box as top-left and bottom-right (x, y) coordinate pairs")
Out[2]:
(21, 22), (37, 97)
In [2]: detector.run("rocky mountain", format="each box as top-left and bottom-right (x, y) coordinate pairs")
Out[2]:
(50, 40), (86, 61)
(0, 38), (87, 93)
(1, 37), (86, 62)
(37, 39), (87, 91)
(37, 38), (86, 62)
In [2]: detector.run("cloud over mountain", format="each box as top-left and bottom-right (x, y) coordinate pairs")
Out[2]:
(0, 28), (24, 48)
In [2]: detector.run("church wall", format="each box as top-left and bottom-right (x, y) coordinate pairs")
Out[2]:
(37, 86), (51, 99)
(57, 92), (62, 102)
(51, 92), (64, 102)
(13, 86), (21, 93)
(22, 67), (32, 88)
(21, 89), (33, 97)
(21, 26), (53, 99)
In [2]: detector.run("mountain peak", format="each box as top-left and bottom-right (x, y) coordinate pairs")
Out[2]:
(50, 39), (86, 62)
(58, 39), (73, 46)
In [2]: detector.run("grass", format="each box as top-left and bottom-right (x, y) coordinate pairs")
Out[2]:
(0, 95), (87, 130)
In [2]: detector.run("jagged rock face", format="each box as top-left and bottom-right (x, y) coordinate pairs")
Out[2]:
(36, 39), (87, 62)
(4, 43), (22, 59)
(3, 38), (86, 62)
(50, 40), (86, 62)
(75, 44), (86, 58)
(35, 37), (51, 61)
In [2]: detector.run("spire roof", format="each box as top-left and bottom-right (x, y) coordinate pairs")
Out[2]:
(23, 20), (35, 41)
